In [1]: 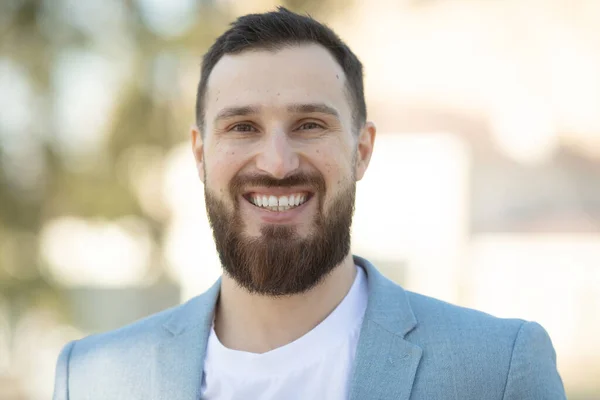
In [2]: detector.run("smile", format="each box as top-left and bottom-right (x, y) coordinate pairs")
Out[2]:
(243, 192), (313, 212)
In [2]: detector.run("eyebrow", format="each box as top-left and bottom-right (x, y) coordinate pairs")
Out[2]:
(287, 103), (340, 118)
(214, 106), (259, 123)
(214, 103), (340, 124)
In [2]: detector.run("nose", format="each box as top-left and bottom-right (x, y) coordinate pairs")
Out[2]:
(255, 130), (300, 179)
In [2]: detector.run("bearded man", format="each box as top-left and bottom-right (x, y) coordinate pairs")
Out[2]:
(53, 8), (566, 400)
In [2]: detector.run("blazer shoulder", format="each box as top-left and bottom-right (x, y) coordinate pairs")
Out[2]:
(53, 300), (189, 399)
(68, 292), (209, 363)
(405, 290), (525, 335)
(75, 301), (182, 351)
(402, 292), (565, 398)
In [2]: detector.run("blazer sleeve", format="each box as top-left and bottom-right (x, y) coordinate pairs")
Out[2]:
(53, 340), (76, 400)
(502, 321), (567, 400)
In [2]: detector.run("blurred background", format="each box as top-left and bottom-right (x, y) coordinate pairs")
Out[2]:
(1, 0), (599, 398)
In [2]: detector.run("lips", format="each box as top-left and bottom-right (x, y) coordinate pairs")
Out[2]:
(233, 173), (324, 217)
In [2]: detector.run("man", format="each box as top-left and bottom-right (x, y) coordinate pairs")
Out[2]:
(53, 7), (566, 400)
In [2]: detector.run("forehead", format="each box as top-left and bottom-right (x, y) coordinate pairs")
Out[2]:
(204, 44), (350, 123)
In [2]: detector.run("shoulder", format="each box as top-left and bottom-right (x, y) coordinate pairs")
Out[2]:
(53, 301), (189, 399)
(66, 280), (218, 360)
(65, 300), (186, 368)
(400, 292), (564, 398)
(404, 290), (541, 357)
(405, 290), (525, 337)
(404, 290), (559, 353)
(358, 256), (530, 344)
(64, 288), (214, 370)
(54, 282), (220, 397)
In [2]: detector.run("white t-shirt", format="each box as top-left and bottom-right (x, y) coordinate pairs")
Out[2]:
(200, 266), (368, 400)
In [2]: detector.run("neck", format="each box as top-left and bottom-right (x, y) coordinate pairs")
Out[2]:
(214, 253), (357, 353)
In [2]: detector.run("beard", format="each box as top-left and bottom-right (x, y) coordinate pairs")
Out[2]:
(204, 172), (355, 296)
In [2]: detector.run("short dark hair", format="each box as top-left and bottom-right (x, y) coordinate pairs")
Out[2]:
(195, 7), (366, 134)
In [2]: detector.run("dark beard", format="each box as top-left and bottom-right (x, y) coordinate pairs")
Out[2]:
(204, 172), (355, 296)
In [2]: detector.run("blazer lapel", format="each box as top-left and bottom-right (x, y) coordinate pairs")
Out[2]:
(349, 256), (422, 400)
(152, 279), (221, 400)
(150, 257), (421, 400)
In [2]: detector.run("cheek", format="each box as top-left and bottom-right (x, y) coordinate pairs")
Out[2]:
(312, 153), (354, 207)
(204, 144), (246, 186)
(312, 147), (353, 180)
(205, 159), (235, 195)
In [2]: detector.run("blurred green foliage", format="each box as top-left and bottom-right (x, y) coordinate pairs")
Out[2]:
(0, 0), (343, 350)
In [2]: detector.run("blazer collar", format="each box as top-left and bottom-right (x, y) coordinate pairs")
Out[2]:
(349, 256), (422, 400)
(151, 256), (422, 400)
(152, 278), (220, 400)
(355, 255), (417, 335)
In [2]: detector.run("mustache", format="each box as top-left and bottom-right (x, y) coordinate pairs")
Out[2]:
(230, 172), (326, 195)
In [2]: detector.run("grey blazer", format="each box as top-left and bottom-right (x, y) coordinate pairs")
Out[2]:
(53, 256), (566, 399)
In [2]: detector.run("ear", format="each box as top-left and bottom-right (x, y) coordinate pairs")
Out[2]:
(354, 121), (376, 181)
(190, 125), (205, 183)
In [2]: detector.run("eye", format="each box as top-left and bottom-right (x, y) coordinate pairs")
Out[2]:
(230, 123), (257, 133)
(297, 121), (324, 131)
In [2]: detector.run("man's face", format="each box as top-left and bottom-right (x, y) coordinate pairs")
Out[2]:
(192, 44), (375, 296)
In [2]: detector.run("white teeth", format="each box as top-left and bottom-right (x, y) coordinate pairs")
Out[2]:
(250, 193), (309, 211)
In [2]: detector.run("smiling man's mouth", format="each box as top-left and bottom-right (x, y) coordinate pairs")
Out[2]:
(243, 192), (312, 212)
